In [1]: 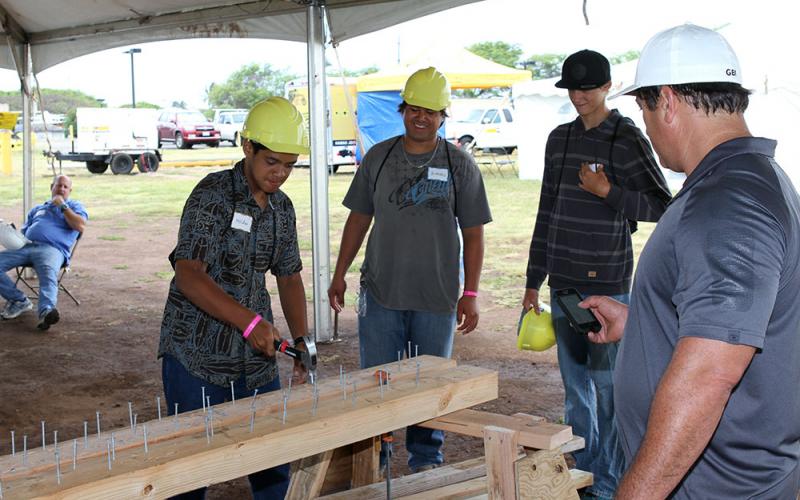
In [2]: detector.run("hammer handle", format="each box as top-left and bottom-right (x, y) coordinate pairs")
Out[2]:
(274, 339), (302, 360)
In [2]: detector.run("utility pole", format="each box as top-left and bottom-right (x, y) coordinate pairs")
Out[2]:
(123, 48), (142, 108)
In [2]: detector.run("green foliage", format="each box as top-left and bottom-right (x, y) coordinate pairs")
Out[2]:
(461, 41), (524, 98)
(120, 101), (160, 109)
(521, 53), (567, 80)
(327, 65), (379, 77)
(609, 50), (640, 65)
(467, 41), (523, 69)
(0, 88), (103, 114)
(206, 63), (297, 109)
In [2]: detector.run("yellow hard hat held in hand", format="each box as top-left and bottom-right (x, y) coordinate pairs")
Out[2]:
(240, 96), (310, 155)
(400, 67), (451, 111)
(517, 304), (556, 352)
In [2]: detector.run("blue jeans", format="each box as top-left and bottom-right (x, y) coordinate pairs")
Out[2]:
(0, 242), (64, 315)
(550, 290), (628, 499)
(161, 355), (290, 500)
(357, 287), (456, 470)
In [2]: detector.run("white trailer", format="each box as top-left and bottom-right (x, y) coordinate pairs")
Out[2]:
(55, 108), (161, 175)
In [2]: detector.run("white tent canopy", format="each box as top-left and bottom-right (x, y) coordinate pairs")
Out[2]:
(0, 0), (482, 342)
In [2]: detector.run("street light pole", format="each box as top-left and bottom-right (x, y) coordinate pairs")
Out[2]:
(124, 48), (142, 108)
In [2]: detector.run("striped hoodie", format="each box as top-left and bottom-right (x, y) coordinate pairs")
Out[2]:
(526, 109), (672, 295)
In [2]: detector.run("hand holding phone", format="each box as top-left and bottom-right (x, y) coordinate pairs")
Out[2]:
(554, 288), (601, 334)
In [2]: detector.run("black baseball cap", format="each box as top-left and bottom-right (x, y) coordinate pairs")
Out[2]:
(555, 50), (611, 90)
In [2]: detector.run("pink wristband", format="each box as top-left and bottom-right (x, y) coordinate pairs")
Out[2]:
(462, 290), (478, 297)
(242, 314), (262, 339)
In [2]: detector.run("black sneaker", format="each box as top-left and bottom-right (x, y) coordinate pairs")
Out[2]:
(37, 308), (60, 330)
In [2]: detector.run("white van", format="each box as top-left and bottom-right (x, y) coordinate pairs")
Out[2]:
(446, 105), (517, 154)
(212, 109), (247, 146)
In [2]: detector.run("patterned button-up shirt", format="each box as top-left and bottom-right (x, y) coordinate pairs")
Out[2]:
(159, 161), (302, 389)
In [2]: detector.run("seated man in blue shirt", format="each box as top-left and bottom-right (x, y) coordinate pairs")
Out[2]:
(0, 174), (88, 330)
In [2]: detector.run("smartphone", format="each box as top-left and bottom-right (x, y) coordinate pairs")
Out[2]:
(554, 288), (601, 334)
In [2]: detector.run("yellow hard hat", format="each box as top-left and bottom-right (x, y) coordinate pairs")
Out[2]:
(400, 67), (451, 111)
(240, 96), (309, 155)
(517, 305), (556, 352)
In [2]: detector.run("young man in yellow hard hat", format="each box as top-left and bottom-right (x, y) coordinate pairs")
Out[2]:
(329, 67), (492, 473)
(159, 96), (310, 499)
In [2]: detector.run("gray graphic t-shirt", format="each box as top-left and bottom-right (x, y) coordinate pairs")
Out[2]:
(344, 137), (492, 313)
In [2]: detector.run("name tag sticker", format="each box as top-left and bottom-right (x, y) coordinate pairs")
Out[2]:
(428, 167), (449, 182)
(231, 212), (253, 232)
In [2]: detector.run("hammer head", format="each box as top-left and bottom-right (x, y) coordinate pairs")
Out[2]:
(299, 335), (318, 375)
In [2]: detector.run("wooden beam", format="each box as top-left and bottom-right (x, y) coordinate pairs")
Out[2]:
(286, 449), (334, 500)
(420, 409), (573, 450)
(351, 437), (380, 488)
(515, 449), (580, 500)
(398, 476), (487, 499)
(483, 426), (518, 500)
(0, 357), (496, 499)
(321, 456), (488, 500)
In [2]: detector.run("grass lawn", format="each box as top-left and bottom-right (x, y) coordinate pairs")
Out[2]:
(0, 150), (656, 310)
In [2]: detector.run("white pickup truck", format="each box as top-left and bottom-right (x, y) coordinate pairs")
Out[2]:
(446, 105), (517, 154)
(212, 108), (247, 146)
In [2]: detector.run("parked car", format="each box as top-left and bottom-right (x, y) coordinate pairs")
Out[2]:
(157, 109), (220, 149)
(446, 105), (517, 154)
(212, 109), (247, 146)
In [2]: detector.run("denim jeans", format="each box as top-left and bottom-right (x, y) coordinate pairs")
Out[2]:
(161, 354), (290, 500)
(357, 287), (456, 470)
(0, 242), (64, 316)
(550, 290), (628, 499)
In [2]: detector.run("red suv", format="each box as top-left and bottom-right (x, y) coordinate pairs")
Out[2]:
(157, 109), (220, 149)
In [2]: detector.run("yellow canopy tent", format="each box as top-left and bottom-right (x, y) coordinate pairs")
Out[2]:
(356, 46), (532, 92)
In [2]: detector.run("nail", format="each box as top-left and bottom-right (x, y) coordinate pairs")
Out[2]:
(111, 433), (116, 461)
(10, 431), (14, 456)
(96, 411), (101, 440)
(282, 392), (288, 424)
(23, 435), (27, 465)
(206, 396), (210, 412)
(230, 381), (235, 405)
(209, 408), (214, 438)
(408, 341), (411, 358)
(107, 441), (111, 470)
(202, 387), (206, 413)
(339, 365), (343, 386)
(72, 439), (77, 470)
(249, 408), (255, 433)
(41, 421), (46, 451)
(415, 345), (419, 357)
(83, 421), (88, 448)
(157, 396), (162, 421)
(250, 388), (259, 408)
(174, 403), (179, 429)
(143, 424), (149, 454)
(205, 415), (210, 444)
(54, 430), (58, 451)
(55, 448), (61, 485)
(133, 414), (138, 435)
(128, 402), (134, 432)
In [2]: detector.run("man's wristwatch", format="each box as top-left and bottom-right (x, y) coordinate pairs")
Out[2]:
(60, 204), (67, 213)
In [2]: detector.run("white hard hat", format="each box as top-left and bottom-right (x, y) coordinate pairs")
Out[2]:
(612, 23), (742, 98)
(0, 221), (30, 250)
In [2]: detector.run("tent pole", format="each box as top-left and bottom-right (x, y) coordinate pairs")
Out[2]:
(307, 1), (333, 342)
(22, 43), (33, 222)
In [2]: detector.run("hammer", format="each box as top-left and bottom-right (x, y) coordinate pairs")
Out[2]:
(274, 335), (318, 378)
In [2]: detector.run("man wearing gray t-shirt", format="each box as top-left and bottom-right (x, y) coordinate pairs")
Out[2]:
(582, 25), (800, 498)
(328, 67), (492, 473)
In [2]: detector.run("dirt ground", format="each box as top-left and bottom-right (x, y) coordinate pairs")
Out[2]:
(0, 187), (564, 498)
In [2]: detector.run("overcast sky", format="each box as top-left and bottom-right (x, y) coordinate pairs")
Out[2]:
(0, 0), (792, 109)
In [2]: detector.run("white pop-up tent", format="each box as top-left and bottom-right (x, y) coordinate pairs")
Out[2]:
(0, 0), (483, 342)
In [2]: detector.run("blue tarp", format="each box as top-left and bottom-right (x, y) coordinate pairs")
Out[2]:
(356, 90), (446, 161)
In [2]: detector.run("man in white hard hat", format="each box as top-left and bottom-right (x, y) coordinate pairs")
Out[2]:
(0, 174), (87, 330)
(328, 67), (492, 472)
(581, 24), (800, 498)
(522, 49), (671, 500)
(159, 97), (310, 499)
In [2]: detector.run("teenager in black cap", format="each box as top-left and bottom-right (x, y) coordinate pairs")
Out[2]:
(521, 49), (671, 499)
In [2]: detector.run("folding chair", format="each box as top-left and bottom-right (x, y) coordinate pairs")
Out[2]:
(14, 232), (82, 306)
